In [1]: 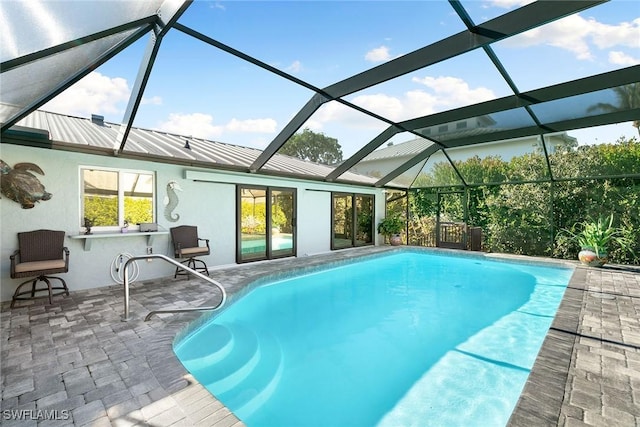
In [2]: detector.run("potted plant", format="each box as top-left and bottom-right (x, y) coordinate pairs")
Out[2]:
(565, 214), (634, 267)
(83, 217), (94, 235)
(377, 215), (404, 246)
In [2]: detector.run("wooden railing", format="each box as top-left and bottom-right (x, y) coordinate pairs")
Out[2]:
(436, 222), (467, 249)
(408, 220), (482, 251)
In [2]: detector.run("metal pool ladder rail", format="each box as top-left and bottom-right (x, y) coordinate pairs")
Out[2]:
(121, 253), (227, 321)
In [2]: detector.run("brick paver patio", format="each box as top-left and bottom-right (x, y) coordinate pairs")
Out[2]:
(1, 247), (638, 426)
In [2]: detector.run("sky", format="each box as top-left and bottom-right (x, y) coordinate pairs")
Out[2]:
(39, 0), (640, 157)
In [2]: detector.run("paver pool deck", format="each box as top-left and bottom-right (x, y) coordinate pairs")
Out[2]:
(1, 246), (639, 426)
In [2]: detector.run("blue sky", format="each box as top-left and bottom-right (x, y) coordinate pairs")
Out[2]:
(42, 0), (640, 157)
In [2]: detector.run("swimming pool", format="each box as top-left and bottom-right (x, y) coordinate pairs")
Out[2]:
(174, 250), (573, 426)
(241, 234), (293, 254)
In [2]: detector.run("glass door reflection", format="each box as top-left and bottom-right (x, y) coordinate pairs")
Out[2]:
(239, 187), (267, 261)
(238, 186), (296, 263)
(271, 189), (295, 258)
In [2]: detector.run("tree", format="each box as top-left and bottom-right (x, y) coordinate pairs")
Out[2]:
(587, 83), (640, 137)
(405, 137), (640, 263)
(280, 128), (343, 165)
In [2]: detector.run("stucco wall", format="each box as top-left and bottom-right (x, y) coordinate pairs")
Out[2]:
(352, 134), (574, 181)
(0, 144), (385, 302)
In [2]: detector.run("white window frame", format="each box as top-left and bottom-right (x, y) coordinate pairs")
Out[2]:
(79, 166), (156, 232)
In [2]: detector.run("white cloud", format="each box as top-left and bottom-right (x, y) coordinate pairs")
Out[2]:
(226, 118), (277, 133)
(404, 90), (439, 117)
(590, 17), (640, 50)
(307, 76), (493, 131)
(157, 113), (277, 141)
(609, 51), (640, 66)
(286, 60), (303, 73)
(303, 119), (324, 133)
(351, 94), (405, 120)
(505, 15), (640, 61)
(507, 15), (593, 59)
(303, 101), (382, 132)
(141, 96), (163, 106)
(307, 102), (350, 128)
(42, 71), (130, 118)
(365, 45), (392, 63)
(158, 113), (223, 139)
(411, 76), (495, 108)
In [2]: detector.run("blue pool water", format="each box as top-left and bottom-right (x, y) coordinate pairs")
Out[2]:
(174, 251), (573, 427)
(241, 235), (293, 254)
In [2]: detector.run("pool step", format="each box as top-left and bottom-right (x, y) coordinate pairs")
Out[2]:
(220, 332), (284, 419)
(192, 323), (260, 387)
(176, 324), (234, 368)
(185, 322), (283, 419)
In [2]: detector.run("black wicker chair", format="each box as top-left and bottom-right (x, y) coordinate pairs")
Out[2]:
(170, 225), (210, 278)
(10, 229), (70, 308)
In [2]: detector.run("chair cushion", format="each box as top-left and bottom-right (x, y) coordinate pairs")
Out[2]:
(179, 247), (209, 256)
(15, 259), (66, 273)
(18, 230), (65, 262)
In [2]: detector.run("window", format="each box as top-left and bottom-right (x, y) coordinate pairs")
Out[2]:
(81, 168), (155, 230)
(332, 193), (374, 250)
(456, 121), (468, 130)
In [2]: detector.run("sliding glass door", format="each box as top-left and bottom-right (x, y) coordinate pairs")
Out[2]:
(355, 195), (374, 246)
(237, 186), (296, 263)
(271, 189), (295, 258)
(332, 193), (353, 249)
(332, 193), (374, 249)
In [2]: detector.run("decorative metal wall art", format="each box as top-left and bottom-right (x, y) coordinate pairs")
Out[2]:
(164, 180), (182, 222)
(0, 160), (52, 209)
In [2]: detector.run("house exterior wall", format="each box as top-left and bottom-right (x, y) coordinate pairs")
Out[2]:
(352, 133), (575, 182)
(0, 144), (384, 302)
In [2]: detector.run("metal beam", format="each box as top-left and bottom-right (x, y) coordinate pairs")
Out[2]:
(325, 126), (402, 181)
(410, 173), (640, 190)
(440, 148), (468, 187)
(174, 22), (326, 97)
(249, 94), (329, 172)
(0, 17), (156, 73)
(325, 64), (639, 185)
(156, 0), (193, 38)
(399, 65), (640, 135)
(321, 0), (604, 98)
(113, 0), (192, 154)
(375, 105), (638, 187)
(255, 0), (604, 179)
(1, 25), (151, 134)
(113, 30), (162, 154)
(375, 145), (440, 187)
(175, 23), (429, 174)
(437, 109), (639, 150)
(524, 64), (639, 104)
(541, 109), (640, 135)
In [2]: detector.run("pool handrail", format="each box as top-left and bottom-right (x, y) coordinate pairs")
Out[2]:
(121, 253), (227, 322)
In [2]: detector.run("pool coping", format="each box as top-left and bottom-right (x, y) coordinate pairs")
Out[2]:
(507, 265), (585, 425)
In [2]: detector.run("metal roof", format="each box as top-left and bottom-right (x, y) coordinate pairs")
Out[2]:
(7, 109), (377, 186)
(1, 0), (638, 189)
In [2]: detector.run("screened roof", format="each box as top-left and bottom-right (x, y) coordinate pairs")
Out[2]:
(1, 0), (638, 189)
